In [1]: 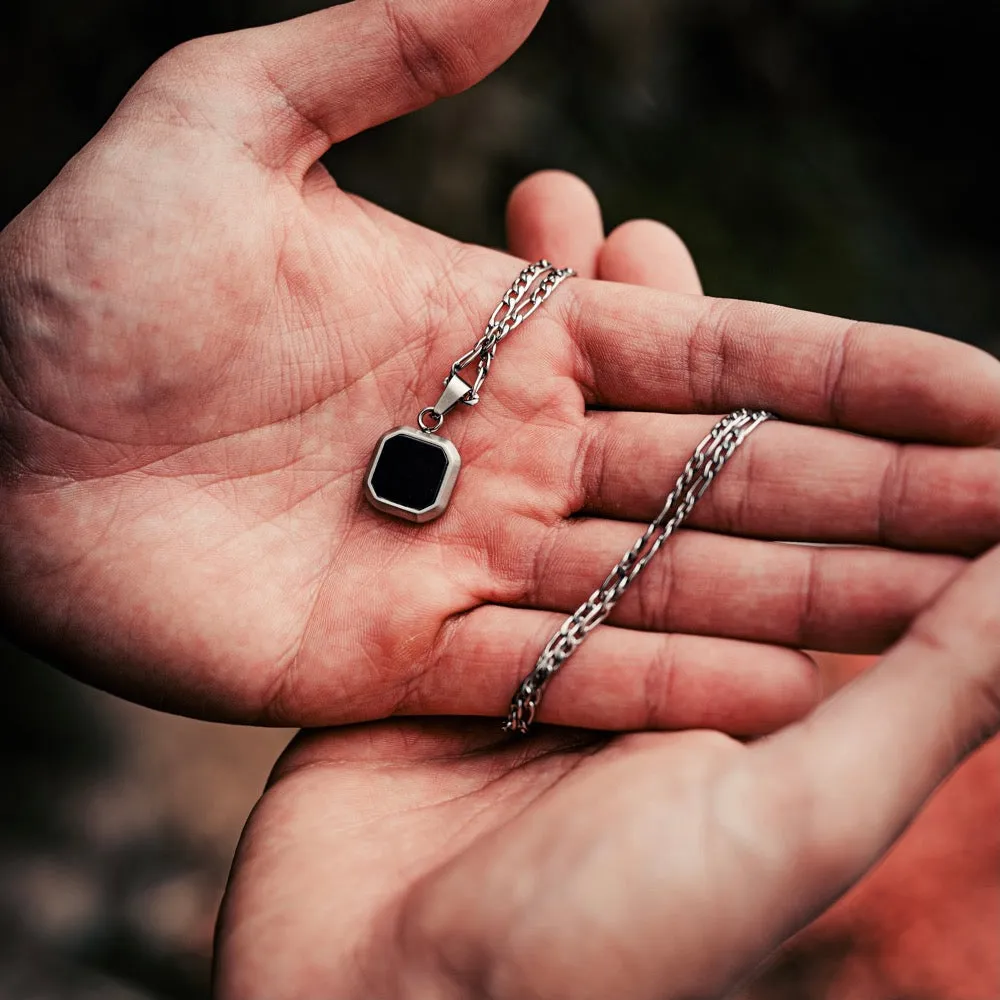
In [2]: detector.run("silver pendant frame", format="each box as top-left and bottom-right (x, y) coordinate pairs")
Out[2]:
(364, 426), (462, 524)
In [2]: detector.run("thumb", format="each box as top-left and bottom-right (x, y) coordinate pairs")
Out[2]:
(144, 0), (548, 171)
(727, 543), (1000, 960)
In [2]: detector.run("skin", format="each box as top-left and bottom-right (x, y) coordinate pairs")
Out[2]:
(210, 173), (1000, 1000)
(215, 188), (1000, 991)
(215, 640), (1000, 1000)
(0, 1), (997, 995)
(1, 0), (998, 736)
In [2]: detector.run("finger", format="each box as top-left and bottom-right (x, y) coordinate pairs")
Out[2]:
(598, 219), (702, 294)
(726, 544), (1000, 954)
(404, 606), (819, 734)
(565, 282), (1000, 444)
(154, 0), (549, 170)
(580, 412), (1000, 554)
(518, 518), (965, 654)
(505, 171), (605, 277)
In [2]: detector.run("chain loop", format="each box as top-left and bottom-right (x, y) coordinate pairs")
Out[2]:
(425, 261), (575, 426)
(503, 408), (776, 734)
(417, 406), (444, 432)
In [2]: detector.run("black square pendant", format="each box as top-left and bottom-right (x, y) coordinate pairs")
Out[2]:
(364, 426), (461, 522)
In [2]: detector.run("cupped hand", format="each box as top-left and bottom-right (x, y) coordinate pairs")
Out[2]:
(1, 0), (999, 732)
(214, 538), (1000, 999)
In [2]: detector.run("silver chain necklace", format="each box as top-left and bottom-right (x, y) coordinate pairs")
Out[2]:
(361, 261), (774, 734)
(504, 407), (774, 734)
(364, 261), (574, 522)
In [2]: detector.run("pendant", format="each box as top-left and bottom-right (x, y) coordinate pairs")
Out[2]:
(364, 373), (470, 523)
(363, 260), (574, 524)
(364, 425), (461, 523)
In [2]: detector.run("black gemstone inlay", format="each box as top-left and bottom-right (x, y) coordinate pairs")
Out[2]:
(371, 433), (449, 511)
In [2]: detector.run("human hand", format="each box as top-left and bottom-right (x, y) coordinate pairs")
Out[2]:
(213, 529), (1000, 998)
(2, 0), (999, 732)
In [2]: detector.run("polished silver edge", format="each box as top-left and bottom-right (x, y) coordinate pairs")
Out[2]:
(364, 426), (461, 523)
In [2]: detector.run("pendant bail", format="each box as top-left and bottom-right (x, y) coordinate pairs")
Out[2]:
(432, 372), (474, 419)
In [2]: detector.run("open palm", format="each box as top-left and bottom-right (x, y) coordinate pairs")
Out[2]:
(1, 0), (999, 730)
(215, 544), (1000, 999)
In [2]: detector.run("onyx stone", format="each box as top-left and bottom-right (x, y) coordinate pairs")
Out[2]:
(366, 427), (461, 522)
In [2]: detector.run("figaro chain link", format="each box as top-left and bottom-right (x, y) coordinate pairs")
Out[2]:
(418, 261), (574, 432)
(504, 408), (776, 735)
(457, 260), (575, 402)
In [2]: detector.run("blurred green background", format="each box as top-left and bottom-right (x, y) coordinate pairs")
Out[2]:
(1, 1), (997, 997)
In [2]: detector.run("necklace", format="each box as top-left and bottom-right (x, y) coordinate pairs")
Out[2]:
(504, 408), (775, 733)
(360, 261), (775, 735)
(364, 261), (574, 522)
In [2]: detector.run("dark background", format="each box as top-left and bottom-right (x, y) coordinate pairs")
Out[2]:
(4, 0), (1000, 348)
(1, 1), (997, 997)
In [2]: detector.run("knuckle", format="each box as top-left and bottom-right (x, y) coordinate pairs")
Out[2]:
(641, 635), (681, 727)
(875, 444), (908, 547)
(686, 298), (764, 411)
(574, 416), (605, 513)
(146, 35), (222, 83)
(635, 542), (674, 631)
(822, 320), (870, 427)
(125, 36), (235, 130)
(384, 0), (474, 102)
(795, 546), (824, 649)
